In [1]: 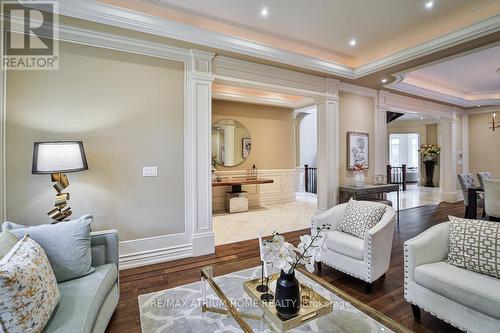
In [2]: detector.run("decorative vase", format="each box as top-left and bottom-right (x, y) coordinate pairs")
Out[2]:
(423, 160), (436, 187)
(275, 270), (300, 319)
(353, 171), (365, 188)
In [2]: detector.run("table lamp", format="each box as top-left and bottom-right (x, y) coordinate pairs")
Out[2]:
(32, 141), (88, 222)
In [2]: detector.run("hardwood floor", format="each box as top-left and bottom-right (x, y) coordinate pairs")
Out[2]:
(107, 202), (470, 333)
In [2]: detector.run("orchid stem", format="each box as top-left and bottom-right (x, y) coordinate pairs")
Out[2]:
(291, 225), (328, 272)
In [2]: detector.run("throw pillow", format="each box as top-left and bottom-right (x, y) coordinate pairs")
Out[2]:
(446, 216), (500, 279)
(337, 199), (387, 239)
(2, 214), (94, 282)
(0, 235), (60, 332)
(0, 230), (18, 259)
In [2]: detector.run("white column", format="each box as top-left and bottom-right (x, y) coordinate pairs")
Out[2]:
(440, 114), (458, 203)
(374, 94), (388, 176)
(461, 113), (469, 174)
(189, 50), (215, 256)
(223, 125), (235, 166)
(316, 79), (340, 210)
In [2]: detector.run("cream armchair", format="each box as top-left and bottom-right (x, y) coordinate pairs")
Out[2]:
(405, 222), (500, 333)
(312, 202), (396, 292)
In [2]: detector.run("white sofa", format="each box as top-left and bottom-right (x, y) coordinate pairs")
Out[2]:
(404, 222), (500, 333)
(312, 202), (396, 292)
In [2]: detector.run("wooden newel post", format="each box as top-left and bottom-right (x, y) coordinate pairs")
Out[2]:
(304, 164), (309, 192)
(386, 165), (392, 184)
(402, 164), (407, 191)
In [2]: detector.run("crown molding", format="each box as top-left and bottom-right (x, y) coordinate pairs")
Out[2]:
(385, 73), (500, 108)
(466, 105), (500, 115)
(55, 1), (500, 81)
(57, 1), (355, 78)
(378, 90), (458, 119)
(355, 14), (500, 77)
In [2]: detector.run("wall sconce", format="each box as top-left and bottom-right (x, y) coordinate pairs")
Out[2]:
(489, 113), (500, 132)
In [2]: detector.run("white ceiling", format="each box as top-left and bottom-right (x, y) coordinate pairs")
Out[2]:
(101, 0), (500, 68)
(386, 44), (500, 107)
(152, 0), (491, 59)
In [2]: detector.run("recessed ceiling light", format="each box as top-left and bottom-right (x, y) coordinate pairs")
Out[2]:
(425, 1), (434, 9)
(477, 105), (481, 107)
(260, 7), (269, 17)
(349, 39), (357, 47)
(381, 78), (388, 84)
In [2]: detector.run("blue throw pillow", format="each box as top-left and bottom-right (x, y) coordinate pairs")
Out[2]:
(2, 215), (94, 282)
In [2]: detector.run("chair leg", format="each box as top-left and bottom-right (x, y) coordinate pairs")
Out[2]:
(464, 206), (468, 218)
(482, 209), (486, 218)
(411, 304), (421, 321)
(364, 282), (373, 293)
(317, 262), (322, 273)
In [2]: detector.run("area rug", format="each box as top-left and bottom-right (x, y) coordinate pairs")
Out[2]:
(138, 266), (394, 332)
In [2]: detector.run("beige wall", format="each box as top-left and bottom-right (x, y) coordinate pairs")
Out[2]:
(212, 100), (295, 170)
(339, 92), (375, 184)
(469, 112), (500, 177)
(5, 41), (185, 241)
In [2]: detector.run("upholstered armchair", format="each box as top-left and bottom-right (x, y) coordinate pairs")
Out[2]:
(457, 173), (485, 217)
(405, 222), (500, 333)
(483, 179), (500, 221)
(477, 171), (493, 189)
(312, 202), (396, 292)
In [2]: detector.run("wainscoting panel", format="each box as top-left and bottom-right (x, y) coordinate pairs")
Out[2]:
(212, 169), (296, 212)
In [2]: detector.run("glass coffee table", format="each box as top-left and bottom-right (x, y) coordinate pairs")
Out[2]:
(200, 257), (412, 333)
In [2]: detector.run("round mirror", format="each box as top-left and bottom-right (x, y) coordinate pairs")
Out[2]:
(212, 119), (251, 167)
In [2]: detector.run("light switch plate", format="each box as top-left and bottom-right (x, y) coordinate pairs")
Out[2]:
(143, 166), (158, 177)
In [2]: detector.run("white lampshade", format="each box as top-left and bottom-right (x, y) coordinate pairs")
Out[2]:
(32, 141), (88, 174)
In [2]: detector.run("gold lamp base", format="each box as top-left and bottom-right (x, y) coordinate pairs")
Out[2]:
(48, 173), (72, 222)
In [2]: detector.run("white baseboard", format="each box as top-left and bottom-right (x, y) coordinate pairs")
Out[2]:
(191, 231), (215, 256)
(441, 191), (459, 203)
(119, 243), (192, 270)
(119, 232), (193, 270)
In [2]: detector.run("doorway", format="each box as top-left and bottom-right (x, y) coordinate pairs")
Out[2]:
(210, 84), (318, 245)
(386, 113), (442, 209)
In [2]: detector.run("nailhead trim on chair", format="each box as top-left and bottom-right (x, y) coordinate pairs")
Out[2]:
(405, 298), (470, 332)
(404, 223), (470, 333)
(320, 259), (370, 282)
(403, 223), (445, 299)
(366, 233), (373, 281)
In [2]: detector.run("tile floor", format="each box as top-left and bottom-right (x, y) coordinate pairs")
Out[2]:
(213, 192), (317, 245)
(213, 186), (441, 245)
(387, 184), (442, 210)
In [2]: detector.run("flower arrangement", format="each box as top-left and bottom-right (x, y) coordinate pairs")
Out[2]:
(419, 144), (441, 161)
(353, 163), (366, 173)
(261, 224), (330, 274)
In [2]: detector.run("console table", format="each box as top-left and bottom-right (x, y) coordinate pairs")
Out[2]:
(212, 178), (274, 213)
(339, 184), (400, 225)
(212, 178), (273, 193)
